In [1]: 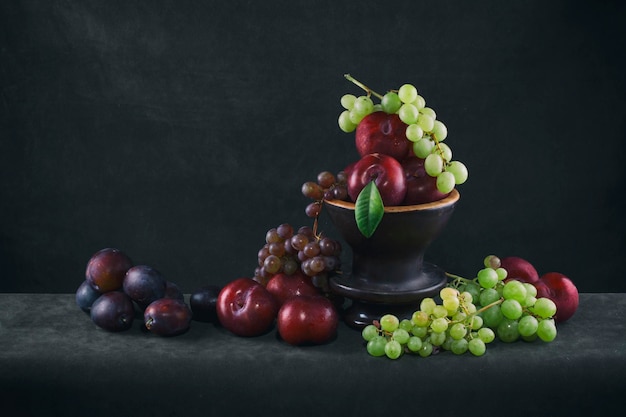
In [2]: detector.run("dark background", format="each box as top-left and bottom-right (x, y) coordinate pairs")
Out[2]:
(1, 0), (624, 294)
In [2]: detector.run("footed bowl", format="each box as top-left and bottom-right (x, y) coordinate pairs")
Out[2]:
(324, 189), (460, 329)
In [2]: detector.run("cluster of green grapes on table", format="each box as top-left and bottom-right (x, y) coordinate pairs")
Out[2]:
(362, 255), (558, 359)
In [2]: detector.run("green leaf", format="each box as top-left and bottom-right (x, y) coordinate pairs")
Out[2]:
(355, 181), (385, 238)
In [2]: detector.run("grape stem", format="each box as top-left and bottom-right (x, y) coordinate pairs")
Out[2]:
(344, 74), (384, 100)
(446, 272), (475, 286)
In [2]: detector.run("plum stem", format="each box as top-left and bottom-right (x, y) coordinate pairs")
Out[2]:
(344, 74), (384, 100)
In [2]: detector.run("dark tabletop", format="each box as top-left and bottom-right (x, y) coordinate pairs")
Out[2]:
(1, 293), (625, 417)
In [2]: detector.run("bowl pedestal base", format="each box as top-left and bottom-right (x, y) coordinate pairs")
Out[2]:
(330, 262), (447, 329)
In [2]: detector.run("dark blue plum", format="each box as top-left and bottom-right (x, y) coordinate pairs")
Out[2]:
(123, 265), (166, 309)
(76, 280), (101, 314)
(144, 298), (192, 336)
(85, 248), (133, 293)
(164, 281), (184, 301)
(90, 292), (135, 332)
(190, 285), (221, 322)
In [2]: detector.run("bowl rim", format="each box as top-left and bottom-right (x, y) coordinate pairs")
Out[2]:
(323, 188), (460, 213)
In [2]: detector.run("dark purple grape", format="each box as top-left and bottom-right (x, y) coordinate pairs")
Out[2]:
(189, 285), (222, 322)
(319, 237), (336, 256)
(76, 280), (101, 314)
(263, 255), (282, 274)
(290, 234), (309, 251)
(90, 292), (135, 332)
(276, 223), (294, 240)
(332, 185), (348, 200)
(303, 241), (321, 258)
(144, 298), (192, 336)
(298, 226), (316, 240)
(164, 281), (184, 301)
(302, 181), (324, 200)
(265, 228), (281, 244)
(305, 202), (322, 218)
(123, 265), (166, 309)
(85, 248), (133, 293)
(268, 242), (285, 257)
(317, 171), (336, 188)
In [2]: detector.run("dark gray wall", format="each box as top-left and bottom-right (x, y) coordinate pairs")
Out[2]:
(1, 0), (625, 293)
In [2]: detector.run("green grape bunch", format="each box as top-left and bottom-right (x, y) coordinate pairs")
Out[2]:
(362, 255), (559, 360)
(338, 74), (468, 196)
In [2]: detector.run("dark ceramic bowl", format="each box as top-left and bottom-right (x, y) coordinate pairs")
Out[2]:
(324, 189), (460, 328)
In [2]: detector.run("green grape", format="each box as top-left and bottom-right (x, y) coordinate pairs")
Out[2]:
(418, 341), (433, 357)
(361, 324), (379, 341)
(479, 288), (501, 307)
(533, 297), (557, 319)
(502, 280), (528, 303)
(522, 295), (537, 308)
(352, 96), (374, 116)
(380, 314), (400, 332)
(468, 338), (486, 356)
(411, 325), (428, 338)
(431, 120), (448, 141)
(441, 335), (454, 351)
(522, 333), (538, 342)
(483, 255), (501, 269)
(420, 298), (436, 315)
(425, 153), (444, 177)
(348, 109), (366, 125)
(523, 283), (537, 298)
(398, 103), (419, 125)
(465, 302), (477, 314)
(481, 304), (503, 328)
(432, 305), (448, 318)
(478, 327), (495, 343)
(381, 92), (402, 114)
(477, 268), (499, 289)
(411, 310), (430, 327)
(407, 336), (423, 352)
(413, 138), (434, 158)
(463, 283), (481, 303)
(398, 84), (418, 104)
(399, 319), (413, 332)
(436, 172), (456, 194)
(451, 338), (469, 355)
(372, 103), (383, 112)
(436, 143), (452, 162)
(338, 110), (357, 133)
(420, 107), (436, 119)
(460, 291), (473, 304)
(367, 335), (387, 356)
(501, 299), (523, 320)
(497, 318), (520, 343)
(442, 295), (460, 313)
(537, 319), (557, 342)
(431, 317), (448, 333)
(406, 124), (424, 142)
(392, 329), (410, 345)
(417, 113), (435, 132)
(440, 287), (459, 300)
(412, 95), (426, 109)
(449, 323), (467, 340)
(453, 311), (467, 322)
(340, 94), (357, 110)
(469, 315), (483, 330)
(518, 315), (539, 337)
(385, 340), (403, 359)
(429, 331), (447, 346)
